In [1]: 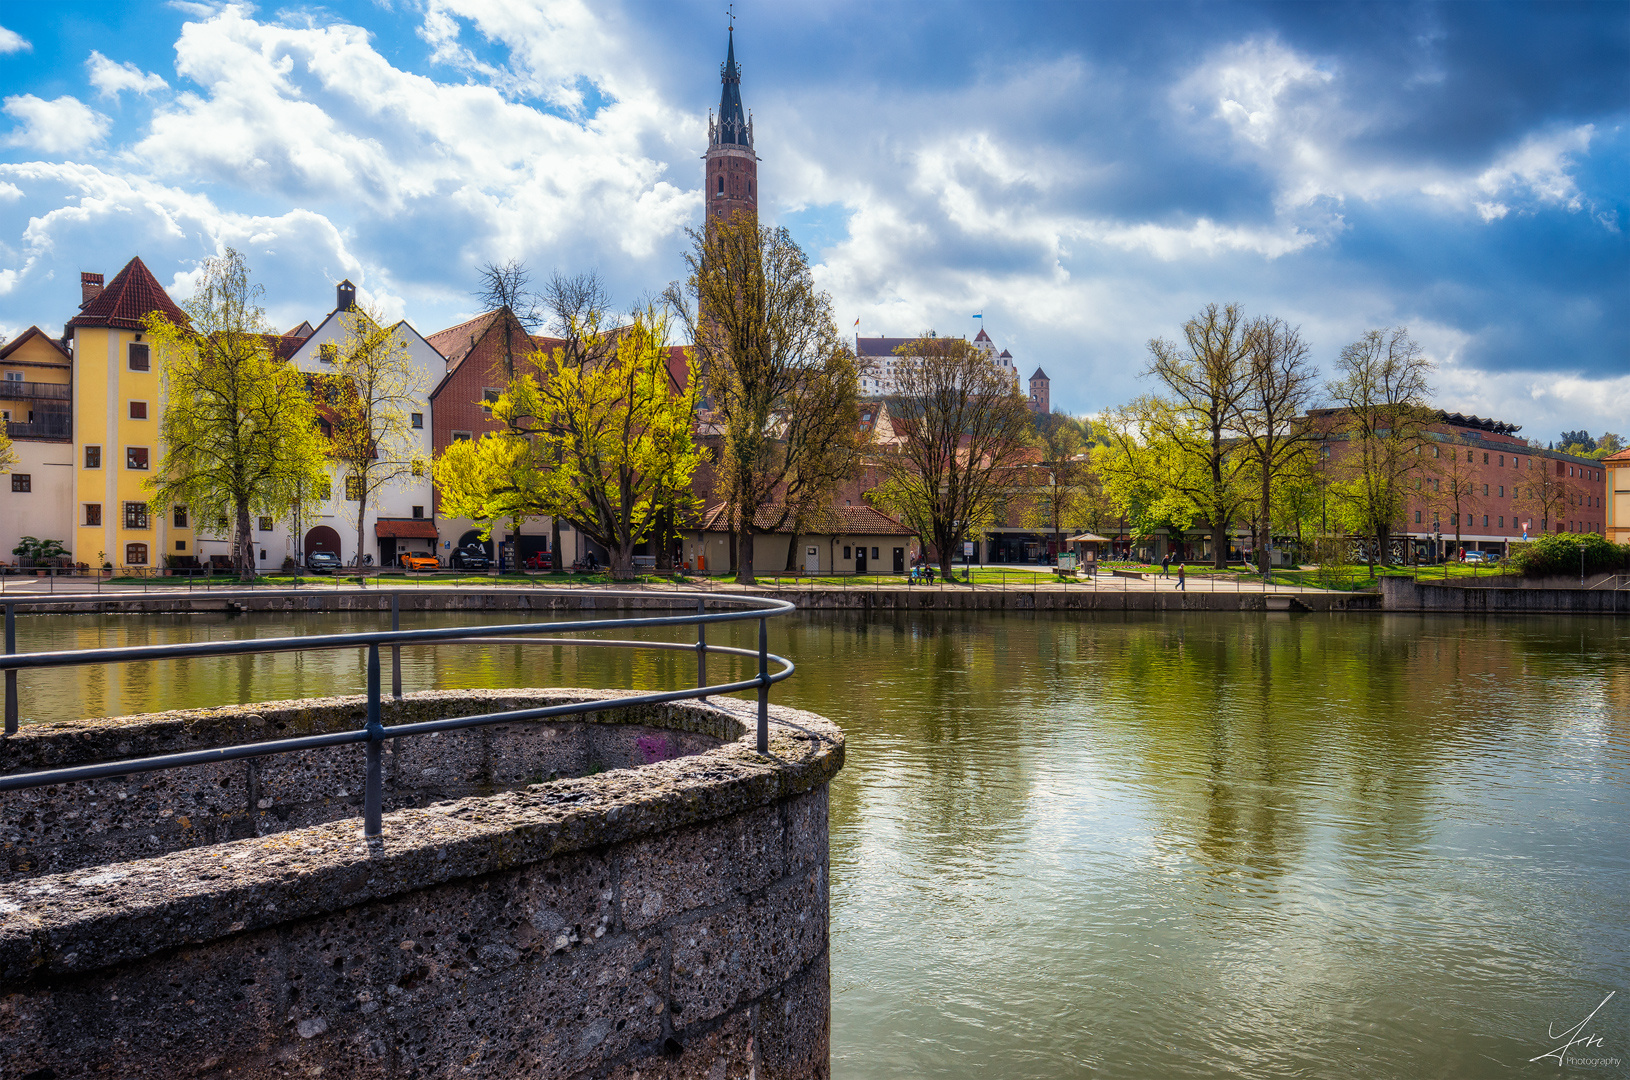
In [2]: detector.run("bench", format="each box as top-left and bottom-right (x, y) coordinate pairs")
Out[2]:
(1110, 569), (1144, 580)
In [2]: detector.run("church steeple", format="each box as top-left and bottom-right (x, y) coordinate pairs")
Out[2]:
(706, 24), (758, 227)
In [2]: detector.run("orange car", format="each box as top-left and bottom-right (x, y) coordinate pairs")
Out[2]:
(400, 553), (440, 572)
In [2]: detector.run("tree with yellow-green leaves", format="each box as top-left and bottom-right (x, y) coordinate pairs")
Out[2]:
(323, 308), (429, 562)
(143, 249), (329, 580)
(0, 424), (14, 475)
(435, 304), (703, 580)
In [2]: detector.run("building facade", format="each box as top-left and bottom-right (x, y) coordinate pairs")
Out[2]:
(1607, 447), (1630, 546)
(0, 327), (75, 563)
(854, 328), (1022, 397)
(65, 260), (197, 571)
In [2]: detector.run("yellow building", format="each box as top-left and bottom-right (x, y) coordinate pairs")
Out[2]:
(1608, 447), (1630, 547)
(65, 259), (194, 571)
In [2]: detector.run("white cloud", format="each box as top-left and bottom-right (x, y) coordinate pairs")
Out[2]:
(0, 25), (29, 54)
(2, 94), (111, 153)
(1179, 37), (1602, 228)
(87, 51), (170, 98)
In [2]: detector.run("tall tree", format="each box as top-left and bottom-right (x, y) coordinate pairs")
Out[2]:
(869, 336), (1034, 581)
(142, 250), (328, 580)
(1325, 327), (1435, 569)
(537, 271), (618, 571)
(1139, 303), (1255, 568)
(665, 217), (861, 584)
(1024, 410), (1093, 556)
(1236, 316), (1320, 576)
(325, 309), (429, 563)
(1431, 434), (1482, 556)
(475, 260), (542, 382)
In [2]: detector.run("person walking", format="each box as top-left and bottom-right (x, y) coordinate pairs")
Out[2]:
(1160, 553), (1171, 577)
(1176, 563), (1186, 592)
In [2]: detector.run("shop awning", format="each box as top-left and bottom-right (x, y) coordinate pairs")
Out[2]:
(374, 519), (438, 539)
(1065, 533), (1111, 543)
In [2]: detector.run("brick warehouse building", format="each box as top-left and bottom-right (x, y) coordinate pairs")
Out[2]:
(1312, 409), (1608, 560)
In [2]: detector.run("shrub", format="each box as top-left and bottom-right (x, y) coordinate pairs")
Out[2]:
(1508, 533), (1628, 578)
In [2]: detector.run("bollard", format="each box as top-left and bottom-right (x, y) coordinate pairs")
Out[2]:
(391, 592), (402, 700)
(364, 643), (385, 837)
(757, 616), (769, 754)
(696, 598), (708, 699)
(4, 602), (16, 735)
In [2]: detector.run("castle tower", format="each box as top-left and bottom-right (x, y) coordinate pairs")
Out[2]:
(706, 27), (758, 228)
(1029, 367), (1050, 415)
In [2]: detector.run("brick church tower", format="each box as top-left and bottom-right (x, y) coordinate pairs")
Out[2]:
(706, 27), (758, 228)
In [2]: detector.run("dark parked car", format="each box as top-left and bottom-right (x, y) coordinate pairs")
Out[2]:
(450, 545), (490, 570)
(306, 550), (341, 574)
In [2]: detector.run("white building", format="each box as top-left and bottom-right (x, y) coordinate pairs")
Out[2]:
(194, 281), (443, 570)
(854, 329), (1022, 397)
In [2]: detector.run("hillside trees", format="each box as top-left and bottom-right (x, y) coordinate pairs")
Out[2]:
(870, 335), (1034, 580)
(1325, 327), (1435, 568)
(143, 249), (328, 580)
(665, 216), (864, 584)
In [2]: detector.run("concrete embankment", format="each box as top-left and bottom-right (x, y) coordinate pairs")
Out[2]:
(0, 690), (842, 1078)
(6, 584), (1380, 615)
(1381, 576), (1628, 614)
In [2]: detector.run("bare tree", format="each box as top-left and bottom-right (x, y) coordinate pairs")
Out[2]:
(1326, 327), (1435, 569)
(1515, 457), (1576, 536)
(665, 217), (861, 584)
(475, 260), (543, 382)
(1236, 316), (1320, 576)
(1431, 434), (1482, 557)
(1140, 303), (1255, 568)
(870, 336), (1034, 581)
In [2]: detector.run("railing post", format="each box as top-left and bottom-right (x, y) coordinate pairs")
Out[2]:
(696, 598), (708, 698)
(4, 602), (17, 735)
(391, 591), (402, 700)
(364, 643), (384, 837)
(757, 616), (769, 754)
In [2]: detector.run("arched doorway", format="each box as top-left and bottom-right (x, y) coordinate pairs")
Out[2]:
(304, 526), (342, 558)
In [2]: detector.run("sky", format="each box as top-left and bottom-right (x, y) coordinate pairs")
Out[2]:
(0, 1), (1625, 443)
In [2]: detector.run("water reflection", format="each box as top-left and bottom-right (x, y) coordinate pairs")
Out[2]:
(11, 609), (1629, 1077)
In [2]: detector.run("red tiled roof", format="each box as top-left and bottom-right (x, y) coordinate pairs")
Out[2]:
(64, 256), (188, 335)
(425, 309), (504, 369)
(698, 503), (911, 536)
(375, 519), (439, 539)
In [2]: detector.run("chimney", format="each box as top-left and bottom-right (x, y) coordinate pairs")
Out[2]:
(336, 279), (357, 312)
(80, 272), (104, 308)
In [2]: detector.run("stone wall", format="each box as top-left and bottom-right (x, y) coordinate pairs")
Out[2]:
(0, 692), (842, 1078)
(1381, 576), (1630, 613)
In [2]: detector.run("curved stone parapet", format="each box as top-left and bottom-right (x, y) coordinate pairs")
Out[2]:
(0, 691), (843, 1078)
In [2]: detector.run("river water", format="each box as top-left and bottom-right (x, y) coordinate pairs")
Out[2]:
(10, 609), (1629, 1077)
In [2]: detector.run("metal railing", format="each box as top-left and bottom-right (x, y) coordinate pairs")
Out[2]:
(0, 588), (795, 837)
